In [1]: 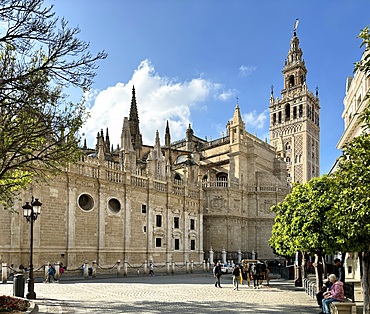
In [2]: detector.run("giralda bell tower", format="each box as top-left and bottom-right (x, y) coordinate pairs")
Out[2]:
(269, 20), (320, 184)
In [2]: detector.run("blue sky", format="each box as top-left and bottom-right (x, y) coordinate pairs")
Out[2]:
(47, 0), (370, 175)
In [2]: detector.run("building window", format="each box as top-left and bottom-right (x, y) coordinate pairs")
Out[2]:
(156, 215), (162, 227)
(108, 198), (121, 214)
(141, 204), (147, 214)
(190, 240), (195, 250)
(190, 219), (195, 230)
(175, 239), (180, 250)
(285, 104), (290, 121)
(202, 175), (208, 188)
(155, 238), (162, 247)
(216, 173), (228, 187)
(78, 194), (94, 212)
(174, 173), (182, 185)
(143, 226), (146, 233)
(174, 217), (179, 229)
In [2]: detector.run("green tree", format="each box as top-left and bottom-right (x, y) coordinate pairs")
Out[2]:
(270, 175), (338, 288)
(0, 0), (107, 205)
(327, 25), (370, 313)
(330, 121), (370, 313)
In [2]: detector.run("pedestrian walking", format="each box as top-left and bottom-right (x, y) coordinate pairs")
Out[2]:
(149, 262), (155, 276)
(213, 261), (222, 288)
(232, 264), (240, 290)
(46, 263), (56, 283)
(251, 263), (260, 289)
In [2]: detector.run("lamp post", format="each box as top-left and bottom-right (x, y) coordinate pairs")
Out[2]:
(22, 197), (42, 300)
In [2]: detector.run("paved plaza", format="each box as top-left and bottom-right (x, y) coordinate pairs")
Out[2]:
(0, 273), (322, 313)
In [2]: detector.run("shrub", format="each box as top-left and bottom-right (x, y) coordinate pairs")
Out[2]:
(0, 295), (30, 312)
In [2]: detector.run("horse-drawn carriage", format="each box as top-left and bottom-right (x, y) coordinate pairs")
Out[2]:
(241, 259), (270, 287)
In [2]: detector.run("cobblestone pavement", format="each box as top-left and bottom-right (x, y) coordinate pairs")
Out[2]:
(0, 273), (321, 313)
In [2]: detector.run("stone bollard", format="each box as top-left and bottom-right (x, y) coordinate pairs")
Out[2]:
(91, 261), (97, 278)
(123, 260), (127, 276)
(116, 260), (121, 277)
(1, 263), (7, 283)
(166, 261), (171, 274)
(186, 261), (189, 274)
(171, 261), (174, 274)
(144, 260), (148, 275)
(209, 247), (214, 266)
(83, 261), (89, 279)
(54, 262), (60, 281)
(238, 250), (242, 265)
(44, 262), (49, 282)
(222, 248), (226, 264)
(203, 260), (206, 272)
(191, 260), (194, 273)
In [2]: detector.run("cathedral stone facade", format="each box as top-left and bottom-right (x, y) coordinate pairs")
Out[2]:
(0, 86), (289, 269)
(0, 28), (320, 269)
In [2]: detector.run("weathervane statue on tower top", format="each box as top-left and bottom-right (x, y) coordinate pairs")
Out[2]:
(293, 18), (299, 36)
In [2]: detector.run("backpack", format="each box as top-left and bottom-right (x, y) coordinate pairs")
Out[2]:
(48, 266), (56, 275)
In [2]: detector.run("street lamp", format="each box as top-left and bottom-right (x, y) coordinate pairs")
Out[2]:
(22, 197), (42, 299)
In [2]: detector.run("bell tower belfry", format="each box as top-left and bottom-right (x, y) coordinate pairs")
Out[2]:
(269, 20), (320, 184)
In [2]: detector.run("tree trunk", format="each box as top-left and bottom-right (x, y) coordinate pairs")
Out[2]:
(295, 251), (303, 287)
(362, 251), (370, 314)
(314, 251), (323, 294)
(301, 251), (308, 279)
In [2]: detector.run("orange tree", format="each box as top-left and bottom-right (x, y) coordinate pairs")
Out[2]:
(269, 175), (339, 288)
(330, 114), (370, 312)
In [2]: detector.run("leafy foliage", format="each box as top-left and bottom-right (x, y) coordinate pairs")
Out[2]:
(330, 123), (370, 252)
(269, 175), (337, 257)
(0, 0), (107, 205)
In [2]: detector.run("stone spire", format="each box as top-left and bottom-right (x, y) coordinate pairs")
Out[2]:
(129, 86), (142, 151)
(105, 127), (110, 153)
(165, 120), (171, 148)
(186, 124), (194, 151)
(120, 117), (136, 172)
(121, 117), (133, 151)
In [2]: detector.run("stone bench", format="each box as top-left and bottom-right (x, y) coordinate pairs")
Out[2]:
(329, 298), (356, 314)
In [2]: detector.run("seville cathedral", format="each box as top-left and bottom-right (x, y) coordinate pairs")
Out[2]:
(0, 28), (319, 269)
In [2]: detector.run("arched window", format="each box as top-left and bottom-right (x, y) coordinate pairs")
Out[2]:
(293, 106), (297, 119)
(174, 173), (182, 185)
(289, 75), (295, 87)
(285, 104), (290, 121)
(216, 173), (228, 187)
(202, 175), (208, 188)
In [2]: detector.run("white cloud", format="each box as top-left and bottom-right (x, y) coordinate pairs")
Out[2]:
(242, 109), (268, 130)
(81, 59), (220, 148)
(217, 89), (235, 101)
(239, 65), (257, 78)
